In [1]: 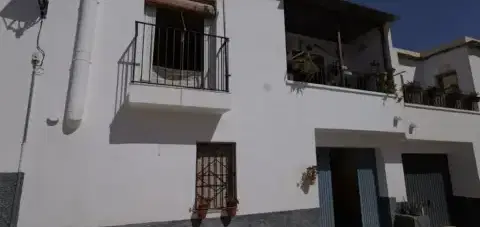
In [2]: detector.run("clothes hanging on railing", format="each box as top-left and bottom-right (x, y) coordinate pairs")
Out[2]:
(145, 0), (216, 17)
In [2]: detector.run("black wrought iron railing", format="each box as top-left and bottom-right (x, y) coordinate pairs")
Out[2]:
(287, 64), (396, 94)
(403, 88), (479, 111)
(132, 21), (230, 92)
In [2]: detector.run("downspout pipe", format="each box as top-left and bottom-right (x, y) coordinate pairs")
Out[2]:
(64, 0), (99, 131)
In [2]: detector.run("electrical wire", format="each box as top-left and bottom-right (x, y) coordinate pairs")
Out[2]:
(9, 17), (47, 227)
(36, 19), (46, 68)
(222, 0), (226, 38)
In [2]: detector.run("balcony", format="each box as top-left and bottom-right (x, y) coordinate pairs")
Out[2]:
(403, 82), (480, 112)
(283, 0), (397, 94)
(128, 21), (231, 114)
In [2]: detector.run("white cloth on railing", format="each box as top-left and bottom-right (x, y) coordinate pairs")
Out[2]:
(140, 66), (203, 88)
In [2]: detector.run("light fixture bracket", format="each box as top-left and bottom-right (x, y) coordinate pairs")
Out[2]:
(37, 0), (49, 19)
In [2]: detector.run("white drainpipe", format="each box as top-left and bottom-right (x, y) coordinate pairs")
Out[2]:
(65, 0), (99, 131)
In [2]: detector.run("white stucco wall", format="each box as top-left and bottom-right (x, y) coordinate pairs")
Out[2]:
(469, 48), (480, 93)
(404, 105), (480, 198)
(397, 57), (417, 83)
(0, 0), (480, 226)
(398, 46), (475, 92)
(421, 47), (474, 92)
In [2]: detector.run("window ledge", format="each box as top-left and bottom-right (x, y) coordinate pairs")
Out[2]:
(286, 79), (398, 98)
(405, 103), (480, 115)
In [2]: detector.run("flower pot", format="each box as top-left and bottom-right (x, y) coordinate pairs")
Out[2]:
(446, 93), (461, 108)
(394, 214), (430, 227)
(226, 205), (237, 217)
(196, 204), (209, 219)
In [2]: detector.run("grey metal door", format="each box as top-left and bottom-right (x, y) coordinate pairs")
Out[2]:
(355, 149), (382, 227)
(328, 148), (382, 227)
(316, 148), (335, 227)
(402, 154), (453, 227)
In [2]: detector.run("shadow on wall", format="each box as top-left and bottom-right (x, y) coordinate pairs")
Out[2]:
(115, 38), (136, 114)
(0, 0), (40, 38)
(109, 106), (221, 145)
(277, 0), (283, 9)
(111, 36), (221, 145)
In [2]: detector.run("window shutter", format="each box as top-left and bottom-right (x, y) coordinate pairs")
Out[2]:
(145, 0), (216, 17)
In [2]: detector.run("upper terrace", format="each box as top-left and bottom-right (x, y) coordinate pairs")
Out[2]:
(398, 37), (480, 112)
(283, 0), (398, 94)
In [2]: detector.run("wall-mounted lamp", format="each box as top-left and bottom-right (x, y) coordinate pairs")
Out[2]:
(37, 0), (49, 19)
(393, 116), (402, 127)
(409, 123), (417, 134)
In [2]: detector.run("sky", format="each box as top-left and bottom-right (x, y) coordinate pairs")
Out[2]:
(350, 0), (480, 52)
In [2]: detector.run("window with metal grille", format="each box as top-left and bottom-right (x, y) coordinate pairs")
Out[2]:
(195, 143), (236, 210)
(436, 70), (459, 91)
(152, 7), (204, 72)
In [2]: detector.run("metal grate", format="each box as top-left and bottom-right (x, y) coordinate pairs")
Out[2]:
(195, 143), (236, 210)
(133, 10), (230, 92)
(403, 88), (480, 111)
(0, 173), (23, 227)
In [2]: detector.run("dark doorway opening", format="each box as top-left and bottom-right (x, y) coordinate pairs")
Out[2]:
(153, 7), (204, 71)
(402, 154), (454, 227)
(328, 148), (382, 227)
(331, 149), (363, 226)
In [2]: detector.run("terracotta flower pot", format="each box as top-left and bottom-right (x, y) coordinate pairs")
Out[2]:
(225, 199), (238, 217)
(226, 206), (237, 216)
(196, 204), (209, 219)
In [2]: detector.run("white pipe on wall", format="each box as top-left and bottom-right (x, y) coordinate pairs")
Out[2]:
(65, 0), (99, 131)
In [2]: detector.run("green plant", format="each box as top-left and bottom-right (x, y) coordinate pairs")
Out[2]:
(396, 201), (423, 216)
(384, 68), (396, 93)
(289, 51), (321, 79)
(402, 81), (423, 103)
(467, 92), (480, 101)
(403, 81), (422, 91)
(226, 197), (239, 206)
(424, 86), (442, 105)
(445, 85), (462, 108)
(301, 166), (317, 185)
(463, 92), (480, 111)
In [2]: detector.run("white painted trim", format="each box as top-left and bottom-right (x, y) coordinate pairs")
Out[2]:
(405, 103), (480, 115)
(285, 79), (398, 98)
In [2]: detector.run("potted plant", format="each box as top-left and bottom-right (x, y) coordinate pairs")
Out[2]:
(302, 166), (317, 185)
(225, 197), (239, 217)
(464, 92), (480, 111)
(445, 84), (462, 108)
(394, 201), (430, 227)
(384, 68), (396, 94)
(403, 81), (422, 103)
(425, 86), (442, 106)
(196, 198), (209, 219)
(288, 49), (321, 83)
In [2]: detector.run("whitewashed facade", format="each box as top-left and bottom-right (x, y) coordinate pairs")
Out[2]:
(0, 0), (479, 227)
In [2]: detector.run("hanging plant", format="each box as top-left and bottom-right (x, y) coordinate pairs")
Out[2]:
(301, 166), (318, 186)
